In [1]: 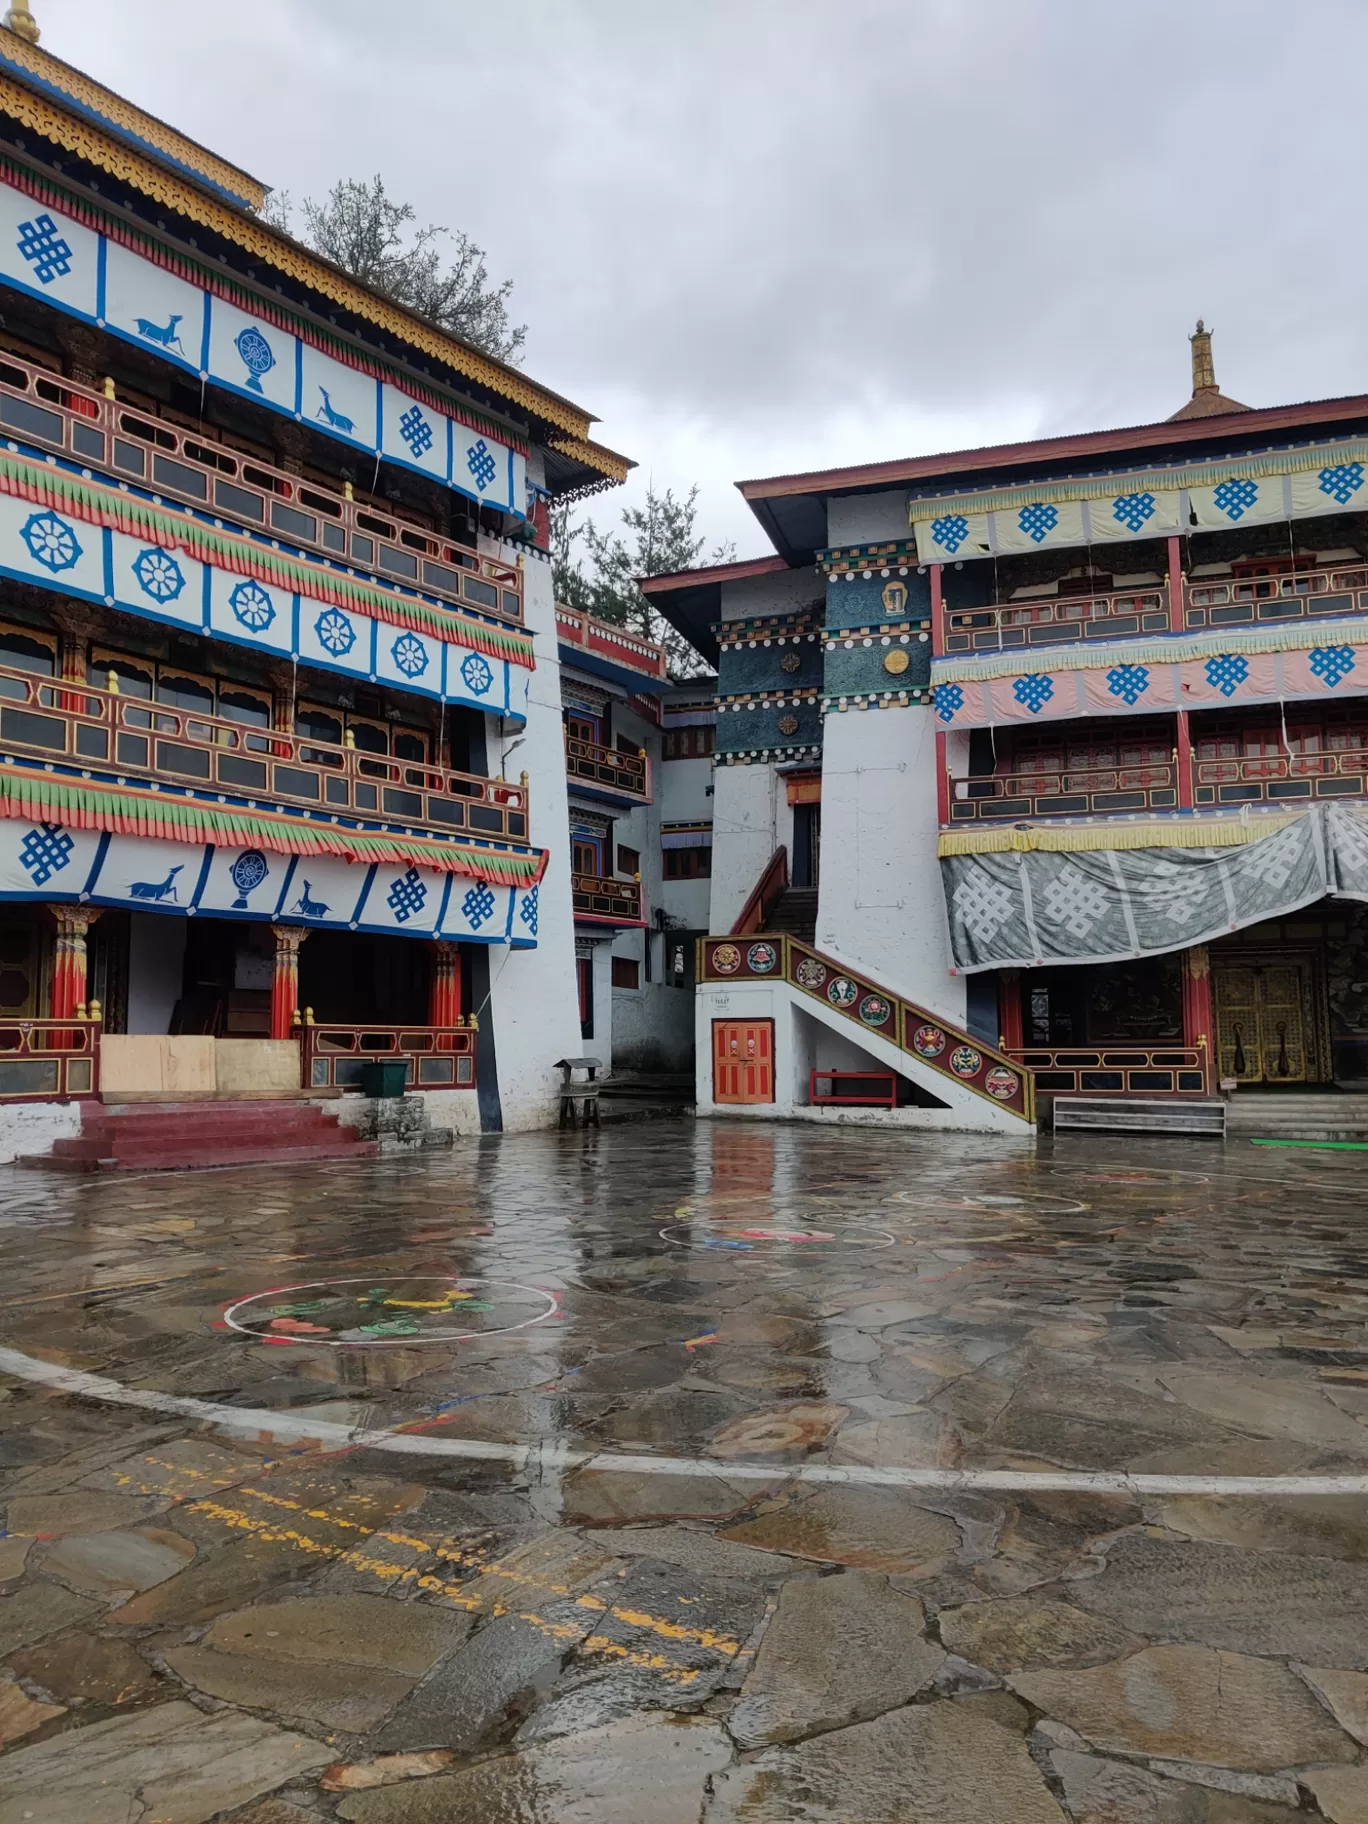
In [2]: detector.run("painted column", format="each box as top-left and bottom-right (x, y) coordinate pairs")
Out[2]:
(929, 563), (946, 654)
(269, 925), (308, 1040)
(1175, 709), (1195, 808)
(1182, 944), (1213, 1090)
(49, 906), (101, 1019)
(935, 730), (951, 826)
(429, 940), (463, 1026)
(1167, 535), (1184, 633)
(998, 968), (1023, 1051)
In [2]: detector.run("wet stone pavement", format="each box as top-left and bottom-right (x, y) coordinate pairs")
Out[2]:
(4, 1124), (1368, 1818)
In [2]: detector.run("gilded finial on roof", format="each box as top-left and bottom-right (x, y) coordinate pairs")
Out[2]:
(1190, 319), (1216, 395)
(2, 3), (39, 44)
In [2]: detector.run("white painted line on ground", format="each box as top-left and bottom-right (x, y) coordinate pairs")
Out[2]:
(4, 1345), (1368, 1499)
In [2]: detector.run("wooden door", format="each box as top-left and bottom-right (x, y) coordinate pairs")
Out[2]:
(713, 1020), (774, 1104)
(0, 911), (39, 1017)
(1214, 958), (1316, 1083)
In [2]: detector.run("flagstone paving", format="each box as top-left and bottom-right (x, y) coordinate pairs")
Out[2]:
(3, 1119), (1368, 1815)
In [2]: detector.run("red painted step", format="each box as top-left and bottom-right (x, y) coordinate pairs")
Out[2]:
(19, 1098), (377, 1173)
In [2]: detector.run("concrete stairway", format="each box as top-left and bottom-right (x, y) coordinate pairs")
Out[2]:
(21, 1099), (378, 1173)
(1224, 1092), (1368, 1142)
(764, 888), (818, 943)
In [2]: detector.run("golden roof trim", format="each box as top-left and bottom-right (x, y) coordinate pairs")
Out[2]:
(0, 28), (265, 207)
(549, 435), (633, 484)
(0, 76), (609, 450)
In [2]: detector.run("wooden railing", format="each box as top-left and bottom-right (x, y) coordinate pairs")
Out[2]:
(731, 846), (788, 935)
(697, 931), (1034, 1121)
(0, 349), (522, 624)
(1009, 1045), (1208, 1097)
(1194, 745), (1368, 807)
(942, 587), (1170, 654)
(565, 733), (651, 802)
(556, 606), (668, 681)
(572, 873), (643, 923)
(949, 761), (1178, 822)
(1185, 565), (1368, 632)
(302, 1021), (476, 1091)
(0, 663), (530, 843)
(0, 1012), (100, 1100)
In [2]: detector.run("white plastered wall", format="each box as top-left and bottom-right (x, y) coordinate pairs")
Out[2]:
(126, 912), (187, 1034)
(710, 762), (794, 933)
(482, 551), (584, 1130)
(0, 1100), (82, 1164)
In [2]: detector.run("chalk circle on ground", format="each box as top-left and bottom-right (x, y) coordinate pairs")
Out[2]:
(659, 1220), (896, 1253)
(222, 1275), (558, 1347)
(883, 1190), (1090, 1216)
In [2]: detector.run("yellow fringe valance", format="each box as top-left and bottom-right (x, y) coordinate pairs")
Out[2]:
(937, 815), (1302, 857)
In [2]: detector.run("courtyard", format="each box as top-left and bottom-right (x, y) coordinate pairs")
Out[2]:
(2, 1119), (1368, 1820)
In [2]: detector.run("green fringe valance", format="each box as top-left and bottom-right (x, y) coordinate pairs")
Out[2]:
(0, 769), (547, 887)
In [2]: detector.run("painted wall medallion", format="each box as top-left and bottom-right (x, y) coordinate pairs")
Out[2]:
(780, 651), (801, 672)
(711, 943), (742, 975)
(884, 648), (910, 675)
(747, 941), (778, 973)
(795, 957), (827, 990)
(777, 714), (799, 736)
(229, 848), (269, 909)
(984, 1065), (1021, 1100)
(950, 1045), (983, 1078)
(234, 325), (277, 394)
(859, 993), (892, 1026)
(912, 1023), (947, 1057)
(827, 975), (858, 1008)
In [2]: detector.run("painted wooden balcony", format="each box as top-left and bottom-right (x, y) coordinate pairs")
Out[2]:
(572, 872), (644, 925)
(1008, 1044), (1207, 1097)
(564, 733), (652, 807)
(0, 663), (531, 843)
(556, 606), (668, 682)
(949, 759), (1178, 822)
(1194, 745), (1368, 807)
(1184, 563), (1368, 632)
(302, 1021), (477, 1091)
(0, 350), (523, 623)
(941, 586), (1170, 655)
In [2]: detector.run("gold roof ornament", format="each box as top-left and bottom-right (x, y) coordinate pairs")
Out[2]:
(3, 3), (38, 43)
(1168, 318), (1251, 421)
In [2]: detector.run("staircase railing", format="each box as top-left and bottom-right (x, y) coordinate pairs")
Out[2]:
(697, 932), (1034, 1122)
(731, 846), (789, 936)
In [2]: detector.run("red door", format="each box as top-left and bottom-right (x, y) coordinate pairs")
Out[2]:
(713, 1020), (774, 1104)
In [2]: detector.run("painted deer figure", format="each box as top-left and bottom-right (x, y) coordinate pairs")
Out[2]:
(134, 313), (186, 357)
(316, 388), (355, 435)
(294, 881), (329, 918)
(128, 864), (183, 903)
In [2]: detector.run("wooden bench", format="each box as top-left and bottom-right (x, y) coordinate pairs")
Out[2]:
(810, 1069), (898, 1110)
(556, 1056), (603, 1129)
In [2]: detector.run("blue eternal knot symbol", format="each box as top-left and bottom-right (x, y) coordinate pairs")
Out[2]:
(399, 404), (434, 460)
(1106, 663), (1150, 706)
(391, 633), (429, 678)
(133, 547), (185, 602)
(21, 510), (81, 573)
(16, 214), (72, 284)
(1205, 653), (1249, 697)
(460, 652), (493, 696)
(1318, 463), (1365, 506)
(1111, 493), (1156, 534)
(19, 822), (73, 885)
(229, 580), (275, 631)
(930, 514), (969, 555)
(462, 882), (497, 929)
(932, 683), (964, 724)
(386, 867), (428, 923)
(1012, 673), (1055, 714)
(314, 608), (356, 656)
(519, 886), (539, 936)
(1214, 478), (1259, 521)
(466, 439), (498, 493)
(1018, 503), (1058, 543)
(1310, 645), (1356, 688)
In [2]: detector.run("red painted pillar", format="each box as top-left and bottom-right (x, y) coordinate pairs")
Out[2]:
(269, 925), (307, 1041)
(936, 730), (951, 827)
(929, 563), (946, 654)
(1175, 708), (1195, 809)
(1167, 534), (1184, 632)
(49, 906), (100, 1019)
(1183, 944), (1214, 1090)
(430, 940), (463, 1027)
(998, 968), (1023, 1052)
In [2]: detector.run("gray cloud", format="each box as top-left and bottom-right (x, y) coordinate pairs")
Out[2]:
(40, 0), (1368, 549)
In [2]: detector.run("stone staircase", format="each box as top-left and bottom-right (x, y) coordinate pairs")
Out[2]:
(764, 888), (818, 944)
(1224, 1092), (1368, 1143)
(20, 1099), (378, 1173)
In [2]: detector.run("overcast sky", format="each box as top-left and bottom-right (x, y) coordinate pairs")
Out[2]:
(36, 0), (1368, 555)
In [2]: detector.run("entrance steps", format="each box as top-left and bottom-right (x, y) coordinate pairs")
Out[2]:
(19, 1098), (378, 1173)
(1225, 1093), (1368, 1142)
(1053, 1097), (1227, 1138)
(764, 889), (818, 944)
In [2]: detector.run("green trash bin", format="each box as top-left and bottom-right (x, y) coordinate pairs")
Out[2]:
(360, 1060), (409, 1099)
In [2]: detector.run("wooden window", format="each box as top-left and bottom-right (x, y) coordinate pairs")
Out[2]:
(617, 844), (640, 877)
(612, 956), (640, 990)
(572, 837), (602, 876)
(664, 848), (712, 879)
(218, 688), (270, 728)
(393, 728), (427, 763)
(663, 726), (714, 758)
(0, 625), (56, 677)
(566, 712), (600, 746)
(296, 705), (344, 747)
(157, 671), (215, 713)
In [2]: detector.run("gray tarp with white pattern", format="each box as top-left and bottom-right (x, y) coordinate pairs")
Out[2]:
(942, 807), (1368, 972)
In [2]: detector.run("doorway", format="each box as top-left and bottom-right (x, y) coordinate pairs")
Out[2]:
(1213, 953), (1328, 1085)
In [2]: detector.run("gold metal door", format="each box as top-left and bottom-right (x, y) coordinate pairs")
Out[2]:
(1214, 959), (1314, 1084)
